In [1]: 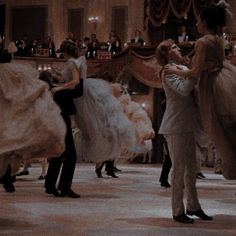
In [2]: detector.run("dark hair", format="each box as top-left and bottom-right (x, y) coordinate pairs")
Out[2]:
(200, 5), (227, 30)
(156, 39), (175, 66)
(59, 40), (79, 58)
(39, 71), (54, 88)
(83, 37), (90, 41)
(0, 50), (12, 63)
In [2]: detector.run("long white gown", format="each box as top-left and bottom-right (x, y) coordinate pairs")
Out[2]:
(0, 63), (66, 176)
(67, 57), (136, 163)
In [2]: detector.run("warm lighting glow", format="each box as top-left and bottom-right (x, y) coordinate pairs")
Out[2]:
(88, 16), (99, 30)
(88, 16), (99, 23)
(162, 19), (166, 24)
(141, 103), (146, 109)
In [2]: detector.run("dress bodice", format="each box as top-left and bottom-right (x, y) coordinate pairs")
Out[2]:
(193, 35), (224, 72)
(61, 56), (87, 82)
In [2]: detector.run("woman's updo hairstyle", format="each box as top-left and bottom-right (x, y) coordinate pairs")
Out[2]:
(60, 39), (79, 58)
(156, 39), (175, 66)
(39, 71), (54, 89)
(200, 1), (231, 31)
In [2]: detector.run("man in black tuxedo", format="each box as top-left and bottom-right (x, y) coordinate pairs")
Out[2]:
(40, 71), (83, 198)
(131, 29), (144, 46)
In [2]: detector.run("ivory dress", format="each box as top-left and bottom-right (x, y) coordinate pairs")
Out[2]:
(69, 57), (136, 163)
(194, 34), (236, 179)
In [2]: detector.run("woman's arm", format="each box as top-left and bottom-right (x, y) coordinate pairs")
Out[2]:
(51, 63), (80, 94)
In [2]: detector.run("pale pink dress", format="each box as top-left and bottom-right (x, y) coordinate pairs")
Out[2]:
(193, 34), (236, 179)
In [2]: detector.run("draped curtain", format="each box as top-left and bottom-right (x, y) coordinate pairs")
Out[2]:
(148, 0), (170, 27)
(145, 0), (217, 29)
(170, 0), (192, 18)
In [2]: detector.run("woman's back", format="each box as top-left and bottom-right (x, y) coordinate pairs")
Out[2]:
(195, 35), (224, 70)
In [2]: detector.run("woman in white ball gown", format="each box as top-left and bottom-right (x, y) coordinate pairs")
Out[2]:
(0, 50), (66, 192)
(50, 40), (136, 177)
(75, 65), (136, 169)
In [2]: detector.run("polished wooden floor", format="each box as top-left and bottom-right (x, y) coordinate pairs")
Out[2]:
(0, 163), (235, 236)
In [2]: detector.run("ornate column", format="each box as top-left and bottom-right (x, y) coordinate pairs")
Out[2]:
(51, 0), (65, 49)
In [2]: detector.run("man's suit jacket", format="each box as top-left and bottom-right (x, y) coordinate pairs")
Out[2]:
(159, 63), (198, 135)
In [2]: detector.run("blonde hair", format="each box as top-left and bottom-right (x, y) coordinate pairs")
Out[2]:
(155, 39), (175, 66)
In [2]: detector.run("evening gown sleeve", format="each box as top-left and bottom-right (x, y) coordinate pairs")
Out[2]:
(0, 63), (66, 176)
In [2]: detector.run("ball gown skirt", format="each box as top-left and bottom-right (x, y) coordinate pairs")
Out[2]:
(75, 78), (136, 163)
(199, 61), (236, 179)
(0, 63), (66, 176)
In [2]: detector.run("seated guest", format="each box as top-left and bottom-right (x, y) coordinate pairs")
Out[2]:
(87, 33), (100, 58)
(81, 37), (90, 58)
(131, 29), (144, 46)
(177, 25), (193, 43)
(107, 34), (122, 55)
(66, 32), (76, 42)
(42, 35), (56, 58)
(15, 33), (31, 56)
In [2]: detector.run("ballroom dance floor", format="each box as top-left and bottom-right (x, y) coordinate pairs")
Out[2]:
(0, 163), (235, 236)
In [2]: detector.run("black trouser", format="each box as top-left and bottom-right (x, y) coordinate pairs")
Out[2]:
(96, 160), (114, 173)
(159, 140), (172, 183)
(0, 165), (15, 184)
(45, 114), (77, 193)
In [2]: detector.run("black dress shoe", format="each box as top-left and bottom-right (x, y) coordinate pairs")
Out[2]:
(160, 182), (171, 188)
(107, 172), (118, 178)
(45, 188), (61, 197)
(16, 170), (29, 176)
(3, 182), (15, 193)
(113, 166), (121, 172)
(186, 209), (213, 220)
(38, 175), (46, 180)
(173, 213), (194, 223)
(196, 172), (206, 179)
(95, 168), (102, 178)
(61, 189), (80, 198)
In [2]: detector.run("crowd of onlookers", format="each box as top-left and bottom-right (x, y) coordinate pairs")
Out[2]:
(9, 29), (145, 59)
